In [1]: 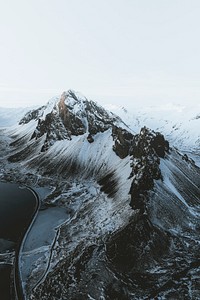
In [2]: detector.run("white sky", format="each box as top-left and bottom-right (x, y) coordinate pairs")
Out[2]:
(0, 0), (200, 109)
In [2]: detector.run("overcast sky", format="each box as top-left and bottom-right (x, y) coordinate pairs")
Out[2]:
(0, 0), (200, 109)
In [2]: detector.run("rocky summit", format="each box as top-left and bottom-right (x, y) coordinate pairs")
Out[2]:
(0, 90), (199, 300)
(18, 90), (122, 153)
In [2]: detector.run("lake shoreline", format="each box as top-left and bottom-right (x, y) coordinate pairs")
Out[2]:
(15, 186), (40, 300)
(0, 181), (39, 300)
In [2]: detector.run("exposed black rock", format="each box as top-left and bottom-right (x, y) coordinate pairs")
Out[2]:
(31, 111), (71, 152)
(112, 126), (133, 159)
(32, 112), (71, 140)
(18, 90), (123, 152)
(58, 92), (85, 136)
(106, 125), (171, 288)
(129, 127), (168, 211)
(87, 133), (94, 143)
(150, 132), (169, 158)
(131, 126), (169, 159)
(85, 100), (117, 135)
(106, 214), (170, 272)
(19, 106), (45, 124)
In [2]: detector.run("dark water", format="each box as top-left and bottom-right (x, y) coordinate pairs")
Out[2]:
(0, 264), (12, 300)
(0, 182), (37, 299)
(0, 182), (36, 243)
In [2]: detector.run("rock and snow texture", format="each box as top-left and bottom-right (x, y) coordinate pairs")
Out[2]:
(0, 90), (199, 299)
(13, 90), (128, 154)
(108, 103), (200, 154)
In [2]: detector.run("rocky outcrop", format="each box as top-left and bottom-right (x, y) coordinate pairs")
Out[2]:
(112, 126), (133, 159)
(129, 127), (169, 211)
(18, 90), (123, 152)
(57, 92), (85, 136)
(86, 133), (94, 143)
(85, 100), (118, 135)
(131, 126), (169, 159)
(106, 215), (170, 272)
(105, 127), (171, 289)
(31, 111), (71, 152)
(19, 106), (45, 124)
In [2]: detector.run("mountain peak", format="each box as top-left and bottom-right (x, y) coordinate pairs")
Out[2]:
(18, 91), (126, 152)
(2, 91), (200, 300)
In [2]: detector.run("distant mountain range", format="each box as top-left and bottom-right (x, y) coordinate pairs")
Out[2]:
(106, 102), (200, 154)
(0, 106), (33, 127)
(1, 94), (199, 155)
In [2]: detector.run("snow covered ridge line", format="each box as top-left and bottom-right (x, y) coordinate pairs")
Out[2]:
(7, 94), (171, 217)
(5, 90), (197, 208)
(18, 90), (129, 151)
(7, 90), (169, 176)
(1, 91), (200, 299)
(6, 90), (170, 214)
(110, 102), (200, 153)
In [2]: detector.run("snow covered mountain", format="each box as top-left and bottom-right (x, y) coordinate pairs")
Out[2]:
(0, 90), (199, 299)
(0, 106), (33, 127)
(108, 103), (200, 162)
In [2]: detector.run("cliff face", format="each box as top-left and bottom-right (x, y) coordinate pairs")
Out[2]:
(106, 127), (171, 286)
(17, 90), (123, 154)
(57, 91), (86, 136)
(112, 125), (133, 159)
(129, 127), (169, 211)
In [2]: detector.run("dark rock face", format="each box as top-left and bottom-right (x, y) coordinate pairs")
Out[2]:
(150, 131), (169, 158)
(31, 111), (71, 152)
(129, 127), (169, 211)
(85, 100), (117, 135)
(87, 133), (94, 143)
(105, 125), (171, 292)
(103, 126), (173, 297)
(57, 92), (85, 136)
(29, 93), (86, 152)
(103, 148), (200, 299)
(18, 90), (121, 152)
(19, 106), (45, 124)
(131, 126), (169, 159)
(106, 215), (170, 272)
(112, 126), (133, 159)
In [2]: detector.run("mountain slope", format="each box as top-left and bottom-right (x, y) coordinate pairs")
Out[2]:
(0, 91), (199, 299)
(108, 103), (200, 162)
(0, 106), (33, 127)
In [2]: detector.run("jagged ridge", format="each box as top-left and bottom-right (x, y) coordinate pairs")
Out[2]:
(1, 90), (199, 299)
(18, 90), (123, 152)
